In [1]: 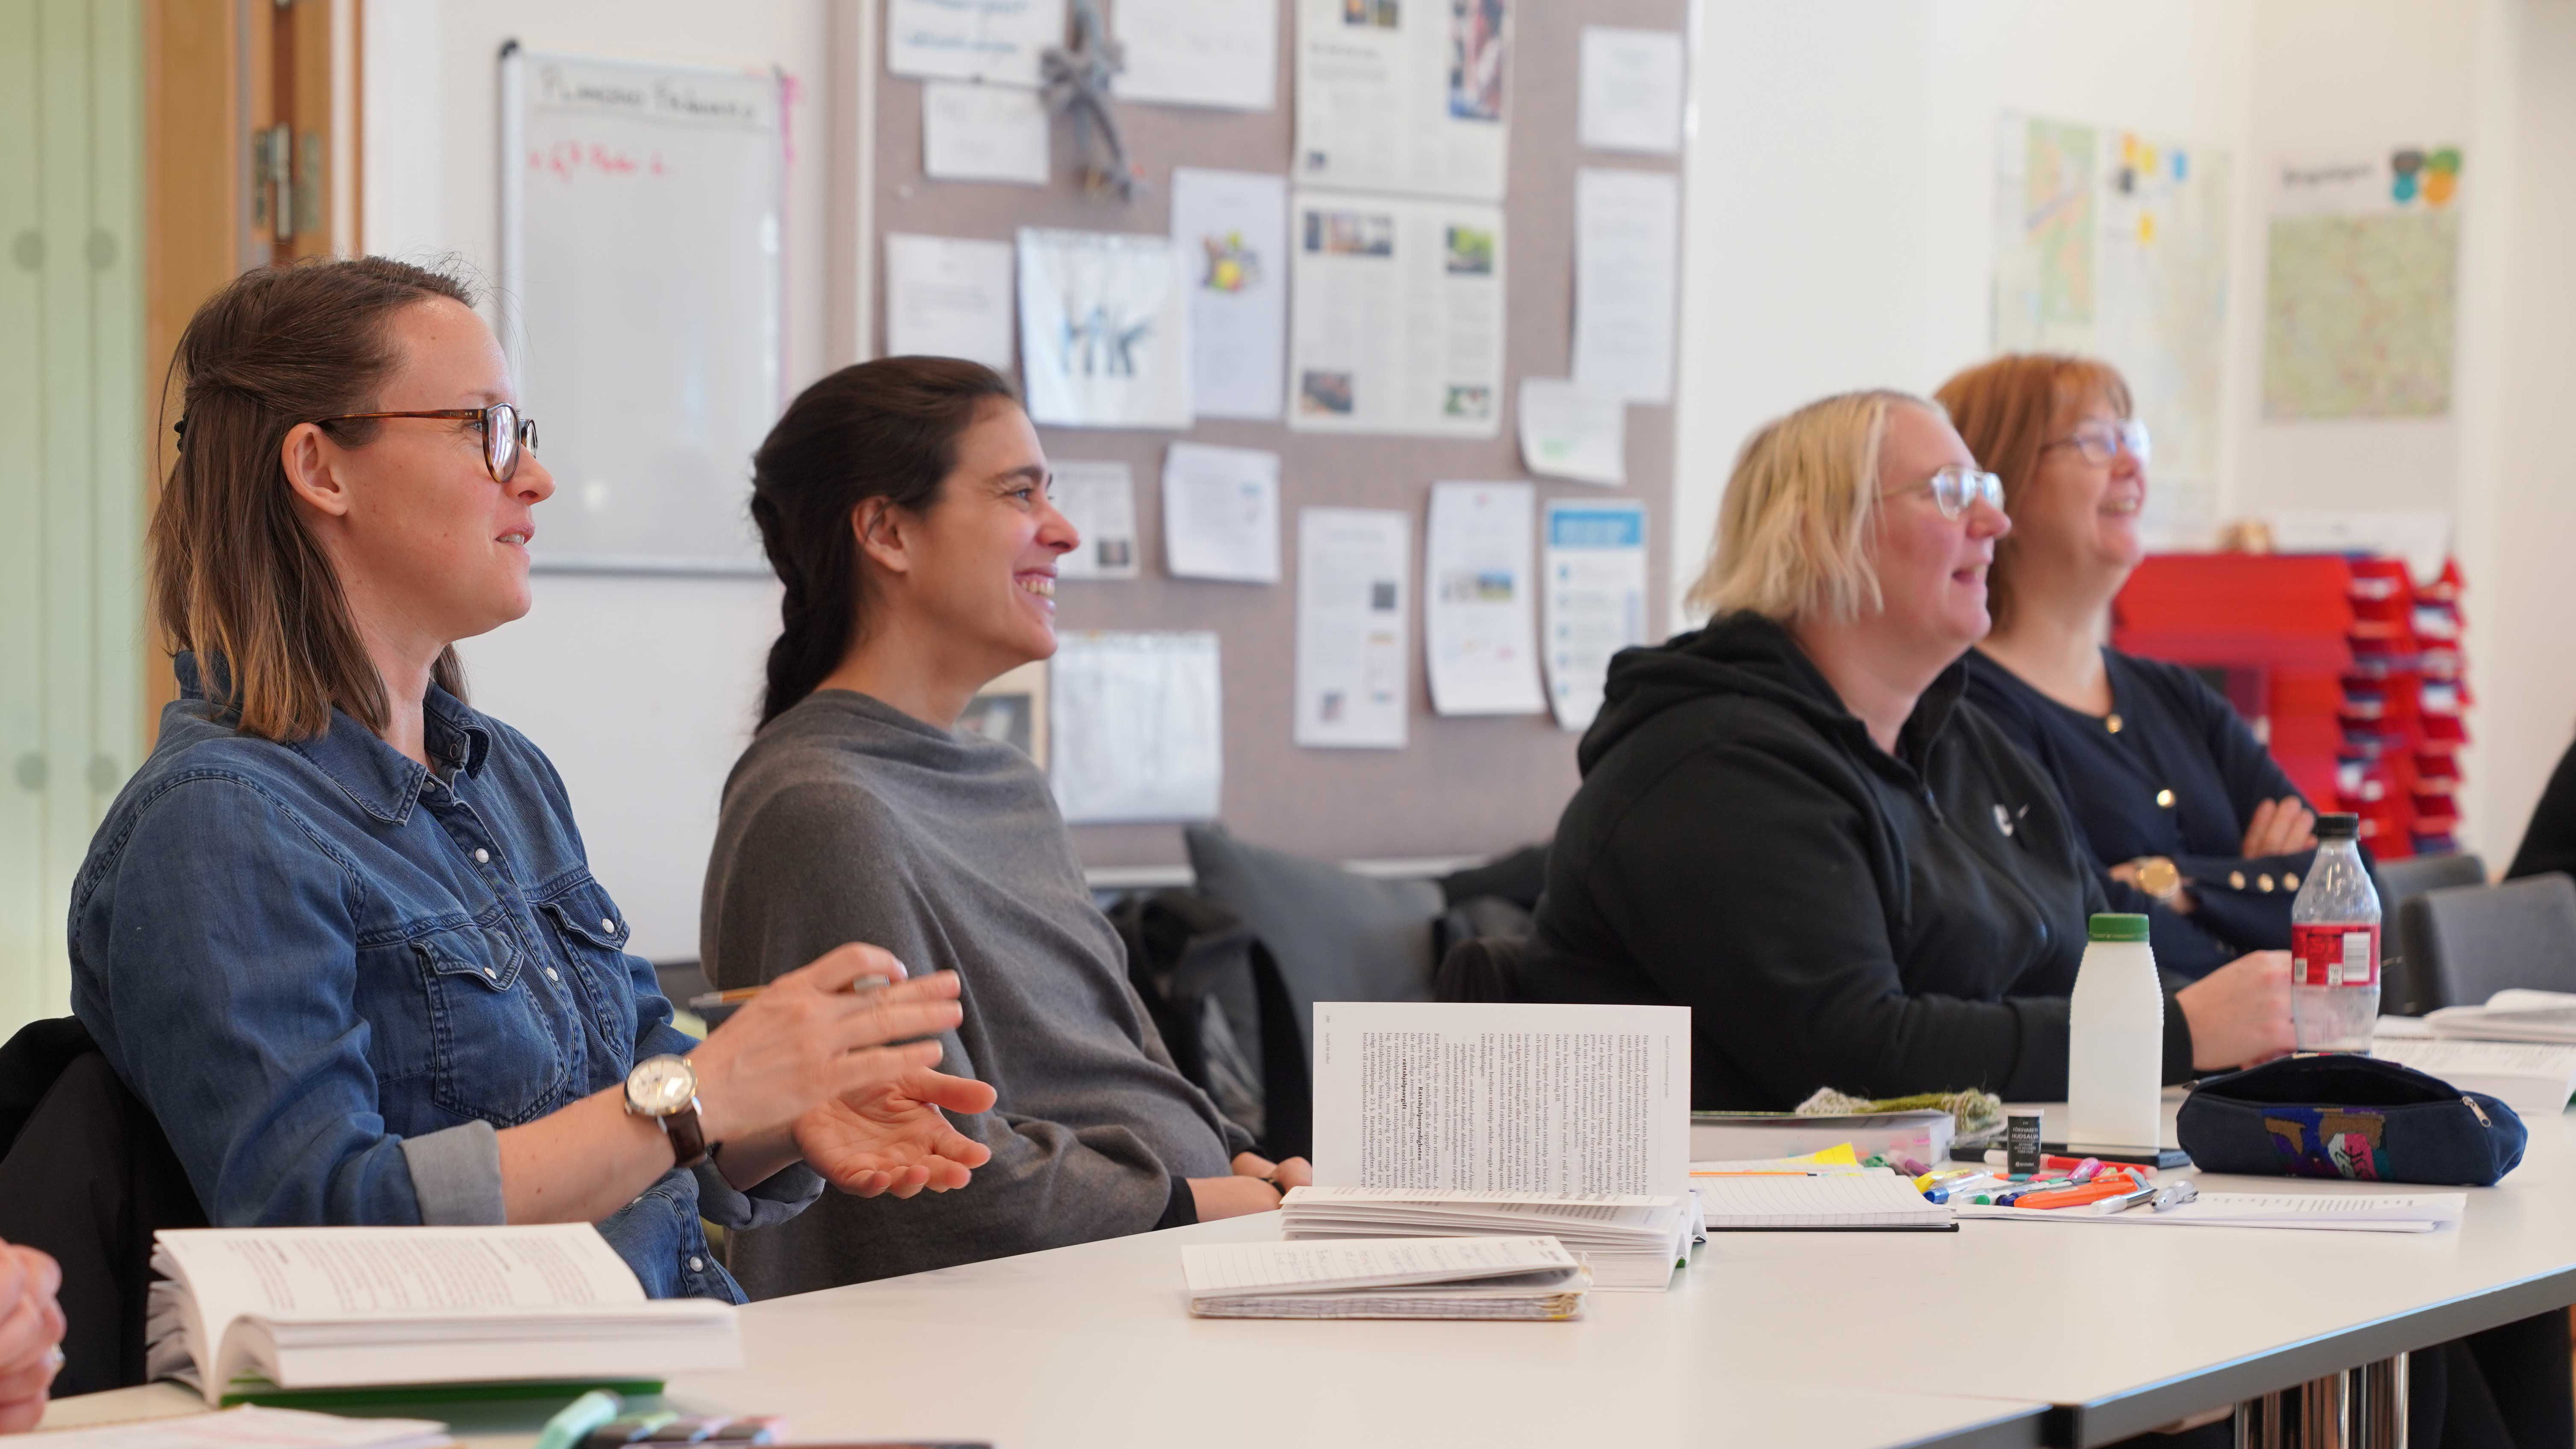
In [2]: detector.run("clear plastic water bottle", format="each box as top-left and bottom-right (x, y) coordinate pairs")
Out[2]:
(2291, 812), (2381, 1052)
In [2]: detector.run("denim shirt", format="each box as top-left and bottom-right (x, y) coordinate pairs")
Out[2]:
(69, 655), (822, 1301)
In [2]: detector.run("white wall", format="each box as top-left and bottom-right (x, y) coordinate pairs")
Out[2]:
(1671, 0), (2573, 863)
(2472, 0), (2576, 868)
(363, 0), (840, 960)
(1672, 0), (2254, 605)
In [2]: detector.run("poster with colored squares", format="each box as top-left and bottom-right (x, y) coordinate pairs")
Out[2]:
(2261, 147), (2465, 421)
(1993, 115), (2234, 549)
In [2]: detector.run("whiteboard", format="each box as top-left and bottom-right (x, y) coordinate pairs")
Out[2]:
(498, 46), (786, 573)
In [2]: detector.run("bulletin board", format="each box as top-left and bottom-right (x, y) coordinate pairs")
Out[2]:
(872, 0), (1687, 869)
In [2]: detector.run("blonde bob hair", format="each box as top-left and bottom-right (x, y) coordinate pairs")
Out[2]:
(1684, 389), (1940, 624)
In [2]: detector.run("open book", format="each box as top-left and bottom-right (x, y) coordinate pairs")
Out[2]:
(2373, 1036), (2576, 1117)
(1278, 1186), (1693, 1290)
(1305, 1002), (1695, 1291)
(148, 1225), (740, 1405)
(1182, 1237), (1590, 1320)
(2427, 990), (2576, 1046)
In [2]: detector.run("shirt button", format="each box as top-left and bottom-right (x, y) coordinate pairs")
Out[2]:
(2285, 872), (2301, 891)
(545, 967), (560, 981)
(2257, 873), (2276, 893)
(482, 967), (497, 980)
(688, 1256), (705, 1273)
(2155, 789), (2175, 808)
(2230, 871), (2247, 890)
(601, 917), (616, 933)
(473, 848), (491, 864)
(2106, 713), (2124, 733)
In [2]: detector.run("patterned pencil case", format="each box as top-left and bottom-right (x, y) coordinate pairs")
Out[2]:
(2176, 1054), (2526, 1186)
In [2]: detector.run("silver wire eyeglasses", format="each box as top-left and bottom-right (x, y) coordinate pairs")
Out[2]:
(1883, 465), (2004, 520)
(2044, 418), (2152, 467)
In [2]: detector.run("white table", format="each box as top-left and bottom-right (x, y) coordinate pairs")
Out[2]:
(1688, 1095), (2576, 1445)
(41, 1225), (2047, 1449)
(44, 1098), (2575, 1449)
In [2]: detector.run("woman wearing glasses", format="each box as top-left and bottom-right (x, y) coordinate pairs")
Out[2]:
(1517, 389), (2292, 1109)
(1939, 356), (2325, 982)
(67, 258), (998, 1301)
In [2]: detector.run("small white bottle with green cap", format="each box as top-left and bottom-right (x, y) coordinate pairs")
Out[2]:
(2064, 912), (2164, 1156)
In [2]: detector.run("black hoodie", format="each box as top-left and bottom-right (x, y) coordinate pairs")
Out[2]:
(1522, 612), (2196, 1110)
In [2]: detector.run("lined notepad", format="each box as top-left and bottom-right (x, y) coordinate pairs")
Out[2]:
(1180, 1237), (1590, 1320)
(1956, 1192), (2466, 1232)
(1693, 1173), (1953, 1231)
(1278, 1186), (1692, 1291)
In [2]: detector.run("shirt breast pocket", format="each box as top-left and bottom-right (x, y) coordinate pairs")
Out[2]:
(412, 917), (574, 1126)
(535, 876), (642, 1052)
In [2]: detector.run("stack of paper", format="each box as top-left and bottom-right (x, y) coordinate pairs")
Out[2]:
(1693, 1174), (1955, 1232)
(2373, 1037), (2576, 1116)
(1688, 1109), (1954, 1167)
(1280, 1186), (1693, 1291)
(28, 1407), (451, 1449)
(1181, 1237), (1589, 1321)
(147, 1225), (740, 1404)
(1957, 1192), (2465, 1233)
(2427, 989), (2576, 1045)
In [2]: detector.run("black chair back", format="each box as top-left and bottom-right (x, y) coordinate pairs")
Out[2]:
(0, 1019), (206, 1395)
(2378, 852), (2488, 1015)
(2406, 874), (2576, 1012)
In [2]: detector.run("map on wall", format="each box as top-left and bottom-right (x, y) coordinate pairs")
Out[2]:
(2261, 149), (2463, 421)
(1994, 114), (2233, 549)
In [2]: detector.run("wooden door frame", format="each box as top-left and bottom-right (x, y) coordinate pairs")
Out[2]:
(138, 0), (359, 745)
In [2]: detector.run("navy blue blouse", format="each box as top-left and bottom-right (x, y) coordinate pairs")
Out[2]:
(1963, 648), (2319, 981)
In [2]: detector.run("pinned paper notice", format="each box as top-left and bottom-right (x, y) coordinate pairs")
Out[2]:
(1049, 460), (1139, 580)
(884, 233), (1017, 374)
(1578, 28), (1686, 155)
(923, 81), (1050, 186)
(1425, 482), (1544, 717)
(1050, 631), (1223, 823)
(1163, 442), (1282, 584)
(1542, 499), (1648, 732)
(1517, 379), (1625, 485)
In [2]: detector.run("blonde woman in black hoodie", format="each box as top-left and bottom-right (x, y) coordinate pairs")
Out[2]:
(1520, 390), (2294, 1110)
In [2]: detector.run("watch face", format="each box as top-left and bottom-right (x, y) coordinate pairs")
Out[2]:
(2138, 858), (2180, 897)
(629, 1057), (696, 1115)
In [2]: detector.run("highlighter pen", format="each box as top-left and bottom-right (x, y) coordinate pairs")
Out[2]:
(535, 1391), (624, 1449)
(2017, 1178), (2142, 1210)
(2090, 1181), (2161, 1215)
(2068, 1157), (2104, 1184)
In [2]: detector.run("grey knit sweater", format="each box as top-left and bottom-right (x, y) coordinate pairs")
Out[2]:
(701, 688), (1250, 1297)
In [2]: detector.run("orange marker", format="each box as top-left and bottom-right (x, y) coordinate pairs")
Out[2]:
(2016, 1176), (2142, 1210)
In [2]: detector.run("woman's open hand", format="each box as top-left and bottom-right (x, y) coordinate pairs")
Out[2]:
(0, 1242), (65, 1433)
(685, 944), (968, 1148)
(794, 1069), (997, 1197)
(2241, 797), (2319, 860)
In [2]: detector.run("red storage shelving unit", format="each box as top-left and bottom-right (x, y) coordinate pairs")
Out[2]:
(2110, 554), (2467, 859)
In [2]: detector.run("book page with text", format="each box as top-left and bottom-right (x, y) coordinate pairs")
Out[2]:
(154, 1224), (648, 1323)
(1311, 1002), (1690, 1194)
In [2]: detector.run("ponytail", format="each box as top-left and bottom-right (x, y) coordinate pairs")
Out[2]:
(748, 356), (1017, 725)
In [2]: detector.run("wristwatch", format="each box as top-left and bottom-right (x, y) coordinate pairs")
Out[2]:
(624, 1054), (710, 1169)
(2130, 856), (2184, 904)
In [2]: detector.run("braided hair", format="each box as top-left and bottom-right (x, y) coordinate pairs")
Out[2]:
(748, 356), (1018, 726)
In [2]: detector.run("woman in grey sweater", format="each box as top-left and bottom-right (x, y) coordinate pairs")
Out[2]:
(702, 357), (1309, 1297)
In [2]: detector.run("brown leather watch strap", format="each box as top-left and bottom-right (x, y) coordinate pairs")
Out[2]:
(662, 1100), (709, 1170)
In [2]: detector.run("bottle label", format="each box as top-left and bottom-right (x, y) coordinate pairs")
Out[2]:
(2292, 923), (2380, 988)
